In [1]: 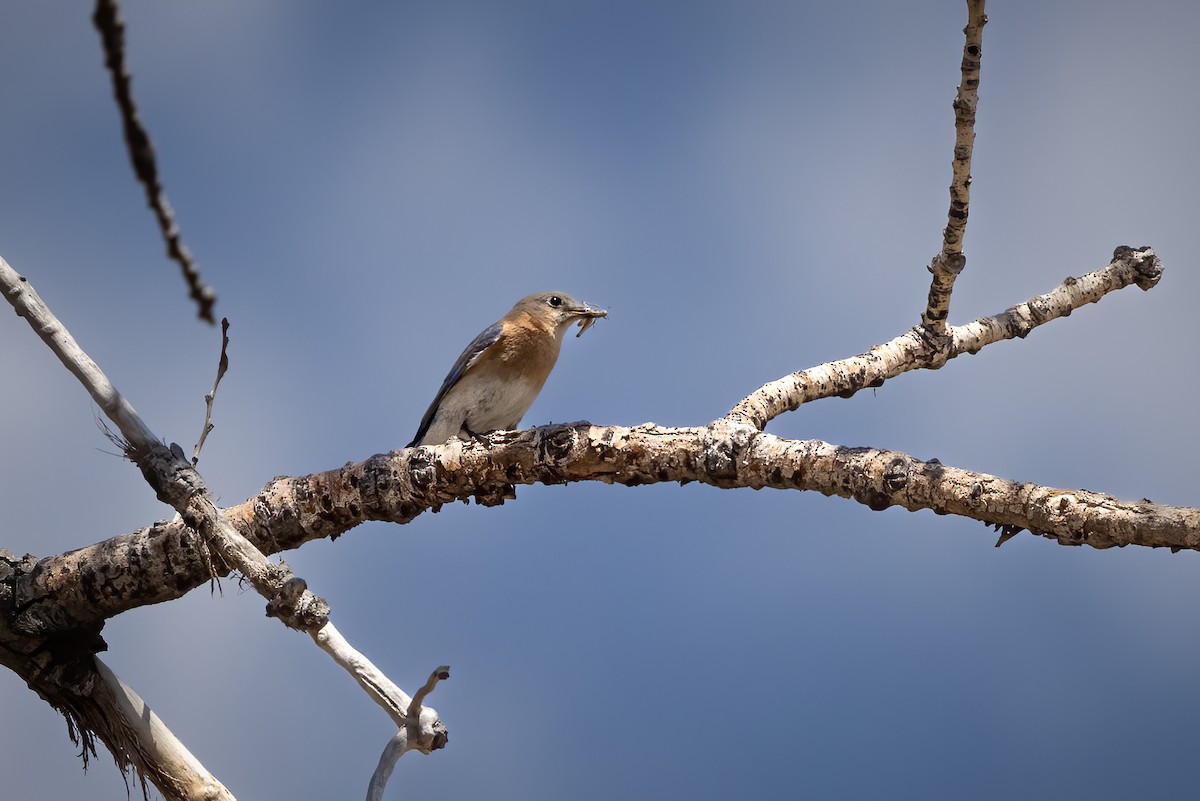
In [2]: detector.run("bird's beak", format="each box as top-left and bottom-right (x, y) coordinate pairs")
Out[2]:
(568, 302), (607, 337)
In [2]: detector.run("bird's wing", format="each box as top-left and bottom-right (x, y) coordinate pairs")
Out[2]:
(407, 321), (505, 447)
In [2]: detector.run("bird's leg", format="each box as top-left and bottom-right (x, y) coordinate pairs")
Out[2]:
(461, 424), (492, 446)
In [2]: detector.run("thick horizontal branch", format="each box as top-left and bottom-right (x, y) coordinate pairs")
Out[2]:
(728, 246), (1163, 429)
(9, 415), (1195, 644)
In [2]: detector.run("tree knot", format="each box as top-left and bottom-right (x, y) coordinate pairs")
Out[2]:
(265, 576), (330, 631)
(703, 420), (758, 485)
(1112, 245), (1163, 291)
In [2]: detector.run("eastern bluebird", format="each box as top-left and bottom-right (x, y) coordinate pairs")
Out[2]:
(407, 292), (607, 448)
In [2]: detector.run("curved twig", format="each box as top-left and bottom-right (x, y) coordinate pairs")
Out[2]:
(193, 318), (231, 465)
(92, 0), (217, 324)
(366, 665), (451, 801)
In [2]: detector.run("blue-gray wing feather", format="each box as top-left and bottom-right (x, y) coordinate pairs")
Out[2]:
(407, 321), (504, 447)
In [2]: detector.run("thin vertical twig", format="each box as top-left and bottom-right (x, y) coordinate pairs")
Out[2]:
(922, 0), (987, 330)
(193, 318), (231, 465)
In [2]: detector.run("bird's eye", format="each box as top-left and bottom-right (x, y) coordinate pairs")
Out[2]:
(547, 295), (563, 307)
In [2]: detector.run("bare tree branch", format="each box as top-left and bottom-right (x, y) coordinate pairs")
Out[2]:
(93, 659), (236, 801)
(728, 245), (1162, 429)
(367, 732), (411, 801)
(923, 0), (987, 329)
(367, 666), (451, 801)
(2, 3), (1182, 797)
(193, 317), (230, 466)
(8, 401), (1195, 664)
(92, 0), (217, 324)
(0, 256), (443, 798)
(0, 241), (1172, 797)
(409, 665), (451, 722)
(0, 256), (313, 627)
(0, 589), (229, 801)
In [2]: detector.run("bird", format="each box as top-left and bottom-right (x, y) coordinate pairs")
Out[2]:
(407, 291), (607, 448)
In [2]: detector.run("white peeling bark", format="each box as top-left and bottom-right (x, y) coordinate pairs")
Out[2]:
(923, 0), (986, 329)
(365, 666), (450, 801)
(728, 247), (1162, 429)
(311, 623), (445, 744)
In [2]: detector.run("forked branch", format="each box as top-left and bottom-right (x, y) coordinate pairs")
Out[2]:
(727, 246), (1161, 430)
(0, 256), (444, 799)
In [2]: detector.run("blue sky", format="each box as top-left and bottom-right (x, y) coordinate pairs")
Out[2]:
(3, 1), (1199, 799)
